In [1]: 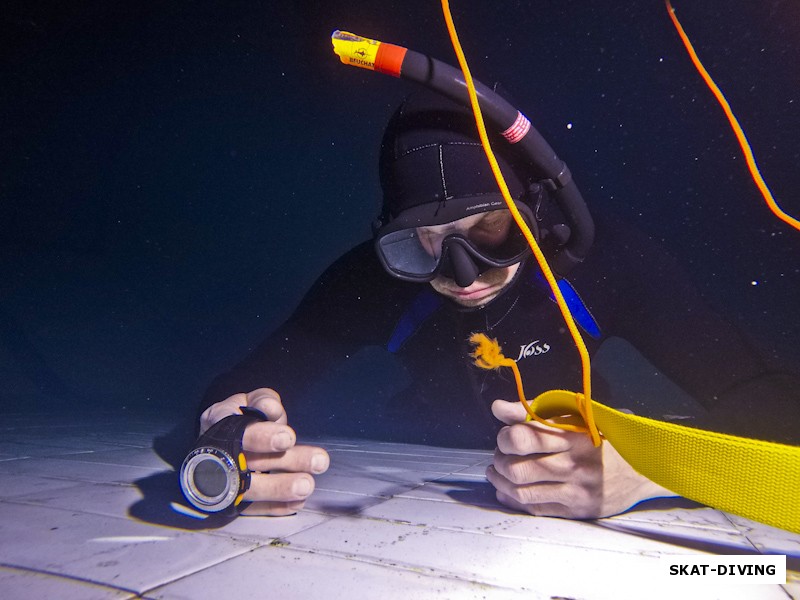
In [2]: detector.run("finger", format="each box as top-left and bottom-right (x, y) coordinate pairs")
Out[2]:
(245, 388), (287, 424)
(240, 500), (307, 517)
(486, 465), (563, 508)
(496, 421), (573, 455)
(492, 448), (576, 484)
(199, 393), (248, 433)
(242, 421), (297, 453)
(487, 465), (593, 519)
(491, 399), (588, 430)
(246, 445), (330, 475)
(491, 398), (529, 425)
(243, 471), (315, 503)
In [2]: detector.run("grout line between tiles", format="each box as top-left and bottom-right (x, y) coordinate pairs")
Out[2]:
(0, 494), (141, 522)
(88, 543), (266, 597)
(392, 491), (498, 508)
(608, 512), (746, 535)
(0, 561), (141, 597)
(303, 496), (762, 559)
(30, 455), (171, 471)
(720, 512), (782, 557)
(312, 487), (394, 499)
(136, 543), (288, 597)
(220, 541), (535, 596)
(326, 448), (491, 459)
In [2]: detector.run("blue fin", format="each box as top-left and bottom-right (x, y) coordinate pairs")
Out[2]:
(533, 273), (602, 339)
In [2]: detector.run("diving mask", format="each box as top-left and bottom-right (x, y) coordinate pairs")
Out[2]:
(374, 199), (536, 287)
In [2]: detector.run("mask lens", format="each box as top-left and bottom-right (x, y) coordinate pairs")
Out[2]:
(377, 229), (439, 277)
(464, 210), (528, 259)
(376, 207), (532, 280)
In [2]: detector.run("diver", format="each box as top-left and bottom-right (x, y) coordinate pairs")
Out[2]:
(190, 89), (799, 519)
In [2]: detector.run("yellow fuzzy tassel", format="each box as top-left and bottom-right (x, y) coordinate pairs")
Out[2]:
(469, 333), (514, 370)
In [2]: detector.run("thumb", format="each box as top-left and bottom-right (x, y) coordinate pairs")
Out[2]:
(491, 398), (529, 425)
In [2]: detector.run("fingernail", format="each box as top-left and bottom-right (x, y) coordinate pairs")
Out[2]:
(292, 477), (312, 497)
(311, 454), (329, 474)
(272, 432), (292, 451)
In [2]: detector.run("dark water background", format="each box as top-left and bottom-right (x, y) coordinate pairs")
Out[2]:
(2, 0), (798, 418)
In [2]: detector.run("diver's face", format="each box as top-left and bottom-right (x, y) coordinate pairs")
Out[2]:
(430, 263), (520, 307)
(418, 210), (520, 307)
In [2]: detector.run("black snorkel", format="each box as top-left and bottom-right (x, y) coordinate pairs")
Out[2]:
(332, 31), (594, 275)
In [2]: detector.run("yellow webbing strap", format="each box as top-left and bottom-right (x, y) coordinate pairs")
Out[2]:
(471, 335), (800, 533)
(533, 390), (800, 534)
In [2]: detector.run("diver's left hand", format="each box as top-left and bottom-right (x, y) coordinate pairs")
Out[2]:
(486, 399), (676, 519)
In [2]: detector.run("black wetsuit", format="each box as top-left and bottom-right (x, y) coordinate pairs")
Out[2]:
(200, 215), (798, 447)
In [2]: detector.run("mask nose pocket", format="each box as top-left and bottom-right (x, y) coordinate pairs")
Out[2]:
(446, 242), (480, 287)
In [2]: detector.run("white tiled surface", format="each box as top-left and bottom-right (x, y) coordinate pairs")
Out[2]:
(0, 411), (797, 600)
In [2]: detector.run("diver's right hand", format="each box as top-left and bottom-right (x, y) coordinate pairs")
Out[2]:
(199, 387), (330, 516)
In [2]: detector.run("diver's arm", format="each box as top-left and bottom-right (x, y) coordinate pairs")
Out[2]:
(197, 316), (365, 429)
(197, 241), (412, 426)
(192, 243), (410, 516)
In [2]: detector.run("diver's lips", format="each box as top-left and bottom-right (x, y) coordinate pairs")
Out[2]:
(449, 285), (498, 300)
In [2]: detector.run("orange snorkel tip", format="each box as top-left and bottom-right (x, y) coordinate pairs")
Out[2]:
(331, 30), (407, 77)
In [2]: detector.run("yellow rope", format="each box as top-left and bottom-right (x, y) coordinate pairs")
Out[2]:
(666, 0), (800, 232)
(447, 1), (800, 533)
(441, 0), (600, 446)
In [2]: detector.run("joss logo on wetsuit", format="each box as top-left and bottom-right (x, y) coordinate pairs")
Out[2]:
(516, 340), (551, 362)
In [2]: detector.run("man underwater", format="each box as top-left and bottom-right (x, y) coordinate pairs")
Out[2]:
(194, 89), (799, 518)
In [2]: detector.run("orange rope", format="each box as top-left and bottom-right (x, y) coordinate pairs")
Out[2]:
(666, 0), (800, 232)
(441, 0), (600, 445)
(470, 333), (591, 434)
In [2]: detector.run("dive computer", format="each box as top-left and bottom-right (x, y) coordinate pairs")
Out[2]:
(179, 406), (267, 515)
